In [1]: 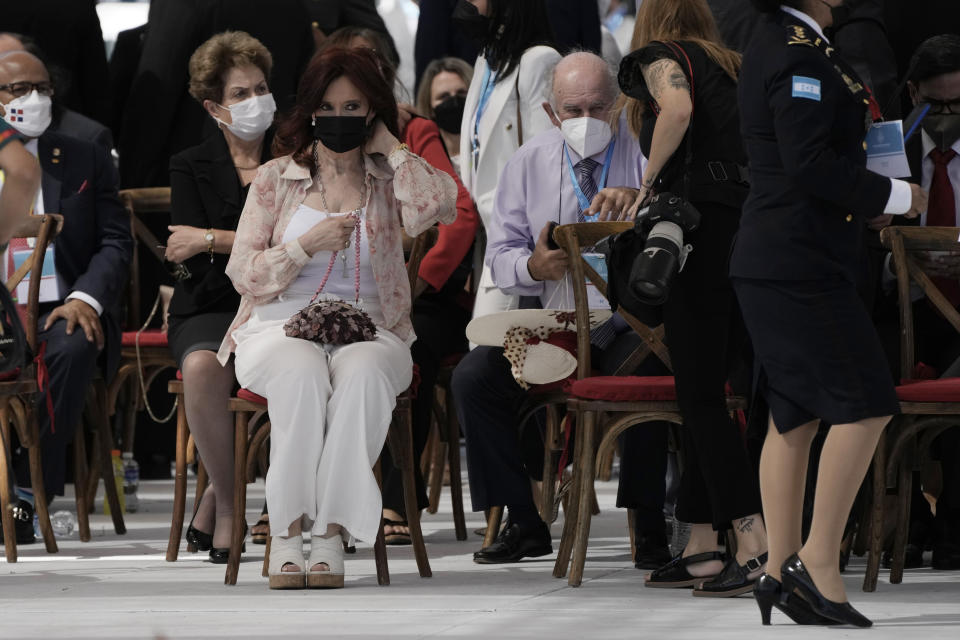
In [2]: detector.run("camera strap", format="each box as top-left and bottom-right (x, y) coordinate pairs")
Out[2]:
(661, 40), (697, 202)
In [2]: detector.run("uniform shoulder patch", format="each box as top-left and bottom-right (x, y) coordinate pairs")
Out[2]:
(791, 76), (822, 101)
(786, 24), (816, 47)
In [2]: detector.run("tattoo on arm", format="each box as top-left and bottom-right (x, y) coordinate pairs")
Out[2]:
(642, 58), (691, 102)
(737, 517), (755, 534)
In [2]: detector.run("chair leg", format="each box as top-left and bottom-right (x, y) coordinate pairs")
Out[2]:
(73, 425), (91, 542)
(121, 377), (138, 454)
(262, 532), (271, 578)
(92, 384), (126, 535)
(484, 506), (503, 549)
(426, 431), (445, 516)
(225, 410), (249, 586)
(445, 403), (467, 541)
(627, 508), (637, 564)
(890, 455), (913, 585)
(166, 394), (189, 562)
(187, 458), (209, 553)
(539, 405), (559, 524)
(390, 406), (432, 578)
(27, 446), (57, 553)
(373, 459), (390, 586)
(0, 410), (18, 563)
(863, 435), (886, 592)
(554, 412), (582, 579)
(568, 409), (598, 587)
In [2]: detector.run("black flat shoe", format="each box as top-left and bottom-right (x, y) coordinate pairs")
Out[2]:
(186, 521), (213, 552)
(754, 574), (833, 625)
(644, 551), (725, 588)
(694, 552), (767, 597)
(634, 531), (672, 570)
(781, 554), (872, 627)
(0, 500), (36, 545)
(473, 521), (552, 564)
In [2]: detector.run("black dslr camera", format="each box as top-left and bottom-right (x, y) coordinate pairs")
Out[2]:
(596, 192), (700, 324)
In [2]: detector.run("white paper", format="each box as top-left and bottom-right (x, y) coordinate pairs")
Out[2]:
(12, 246), (59, 304)
(865, 120), (911, 178)
(582, 252), (610, 311)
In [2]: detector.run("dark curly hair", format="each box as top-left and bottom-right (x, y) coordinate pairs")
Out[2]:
(272, 47), (400, 173)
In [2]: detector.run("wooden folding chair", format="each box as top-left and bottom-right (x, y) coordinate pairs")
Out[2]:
(0, 214), (62, 561)
(551, 222), (746, 587)
(861, 226), (960, 590)
(223, 227), (440, 585)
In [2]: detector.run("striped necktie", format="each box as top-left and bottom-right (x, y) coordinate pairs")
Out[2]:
(575, 157), (600, 222)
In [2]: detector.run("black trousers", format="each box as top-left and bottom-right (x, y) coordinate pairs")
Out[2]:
(665, 203), (761, 529)
(452, 330), (669, 532)
(380, 292), (470, 515)
(14, 313), (101, 497)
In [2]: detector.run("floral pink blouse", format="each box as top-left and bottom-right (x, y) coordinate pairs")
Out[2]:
(216, 147), (458, 364)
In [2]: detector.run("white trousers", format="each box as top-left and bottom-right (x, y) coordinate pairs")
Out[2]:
(233, 317), (412, 542)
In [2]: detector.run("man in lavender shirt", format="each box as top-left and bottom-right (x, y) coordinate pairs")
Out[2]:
(452, 52), (672, 567)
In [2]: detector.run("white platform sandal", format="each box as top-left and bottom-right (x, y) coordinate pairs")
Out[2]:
(307, 534), (345, 589)
(268, 535), (305, 590)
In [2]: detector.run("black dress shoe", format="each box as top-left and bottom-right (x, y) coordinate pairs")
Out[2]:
(634, 531), (672, 570)
(645, 551), (724, 588)
(186, 522), (213, 552)
(473, 521), (552, 564)
(753, 574), (833, 626)
(0, 500), (36, 545)
(208, 523), (248, 564)
(781, 554), (872, 627)
(694, 552), (767, 597)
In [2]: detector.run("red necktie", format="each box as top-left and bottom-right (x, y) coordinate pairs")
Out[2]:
(926, 148), (959, 306)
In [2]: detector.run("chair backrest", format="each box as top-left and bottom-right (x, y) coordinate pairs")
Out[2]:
(118, 187), (172, 328)
(406, 226), (439, 297)
(553, 222), (673, 379)
(4, 214), (64, 351)
(880, 225), (960, 379)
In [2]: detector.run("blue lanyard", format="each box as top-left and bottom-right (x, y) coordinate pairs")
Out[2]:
(473, 65), (497, 138)
(564, 140), (616, 220)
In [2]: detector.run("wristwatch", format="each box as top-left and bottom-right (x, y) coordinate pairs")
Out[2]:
(204, 229), (215, 263)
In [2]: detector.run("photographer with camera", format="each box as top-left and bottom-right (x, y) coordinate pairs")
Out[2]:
(590, 0), (768, 598)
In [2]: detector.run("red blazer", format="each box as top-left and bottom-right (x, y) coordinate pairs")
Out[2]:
(404, 117), (479, 291)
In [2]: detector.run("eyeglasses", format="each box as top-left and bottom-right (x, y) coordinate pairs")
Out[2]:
(0, 82), (55, 99)
(924, 98), (960, 115)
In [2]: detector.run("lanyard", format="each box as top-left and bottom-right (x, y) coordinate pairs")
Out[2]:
(471, 64), (498, 171)
(564, 140), (616, 220)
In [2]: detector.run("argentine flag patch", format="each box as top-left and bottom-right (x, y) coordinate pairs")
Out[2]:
(792, 76), (822, 101)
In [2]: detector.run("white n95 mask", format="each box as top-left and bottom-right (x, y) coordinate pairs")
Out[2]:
(2, 90), (53, 139)
(560, 116), (613, 159)
(214, 93), (276, 141)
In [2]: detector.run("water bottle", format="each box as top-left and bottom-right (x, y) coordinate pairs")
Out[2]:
(104, 449), (126, 515)
(50, 511), (77, 537)
(122, 452), (140, 513)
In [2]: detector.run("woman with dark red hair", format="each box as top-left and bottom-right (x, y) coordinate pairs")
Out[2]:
(217, 47), (457, 590)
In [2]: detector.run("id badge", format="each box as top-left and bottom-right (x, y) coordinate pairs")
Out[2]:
(582, 252), (609, 310)
(865, 120), (911, 178)
(11, 245), (60, 304)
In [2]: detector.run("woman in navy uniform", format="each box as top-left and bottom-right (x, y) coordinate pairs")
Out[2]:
(731, 0), (927, 627)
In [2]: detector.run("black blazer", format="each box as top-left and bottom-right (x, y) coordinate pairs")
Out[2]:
(167, 132), (271, 319)
(414, 0), (480, 93)
(38, 131), (134, 375)
(730, 11), (892, 282)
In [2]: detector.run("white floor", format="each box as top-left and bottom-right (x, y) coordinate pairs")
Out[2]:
(2, 467), (959, 639)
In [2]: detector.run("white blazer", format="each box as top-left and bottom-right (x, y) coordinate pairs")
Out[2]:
(459, 45), (562, 321)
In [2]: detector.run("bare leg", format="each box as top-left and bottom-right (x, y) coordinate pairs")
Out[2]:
(759, 416), (819, 580)
(732, 512), (769, 578)
(193, 484), (216, 533)
(799, 415), (890, 602)
(181, 351), (237, 549)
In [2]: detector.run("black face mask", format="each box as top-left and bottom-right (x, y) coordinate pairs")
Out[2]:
(452, 0), (492, 45)
(312, 115), (372, 153)
(922, 112), (960, 153)
(433, 94), (467, 135)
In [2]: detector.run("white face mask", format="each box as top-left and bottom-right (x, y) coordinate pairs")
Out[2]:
(214, 93), (276, 141)
(2, 90), (53, 139)
(560, 116), (613, 159)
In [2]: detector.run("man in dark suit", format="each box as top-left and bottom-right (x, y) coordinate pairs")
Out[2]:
(302, 0), (397, 55)
(117, 0), (315, 188)
(875, 34), (960, 571)
(0, 52), (132, 527)
(414, 0), (480, 93)
(1, 0), (111, 128)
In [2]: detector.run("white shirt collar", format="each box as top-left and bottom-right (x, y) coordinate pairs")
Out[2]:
(921, 129), (960, 160)
(24, 137), (39, 157)
(781, 5), (829, 43)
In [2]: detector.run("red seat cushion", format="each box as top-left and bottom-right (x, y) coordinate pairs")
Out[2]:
(896, 378), (960, 402)
(175, 369), (183, 381)
(237, 388), (268, 406)
(122, 329), (168, 348)
(570, 376), (677, 402)
(0, 367), (22, 382)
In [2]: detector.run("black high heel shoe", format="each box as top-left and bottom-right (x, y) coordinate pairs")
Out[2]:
(186, 519), (213, 552)
(209, 522), (248, 565)
(781, 554), (872, 627)
(754, 573), (833, 625)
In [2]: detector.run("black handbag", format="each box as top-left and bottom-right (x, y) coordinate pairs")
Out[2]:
(0, 283), (31, 376)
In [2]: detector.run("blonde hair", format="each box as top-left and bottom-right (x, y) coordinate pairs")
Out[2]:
(415, 57), (475, 118)
(188, 31), (273, 104)
(617, 0), (741, 137)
